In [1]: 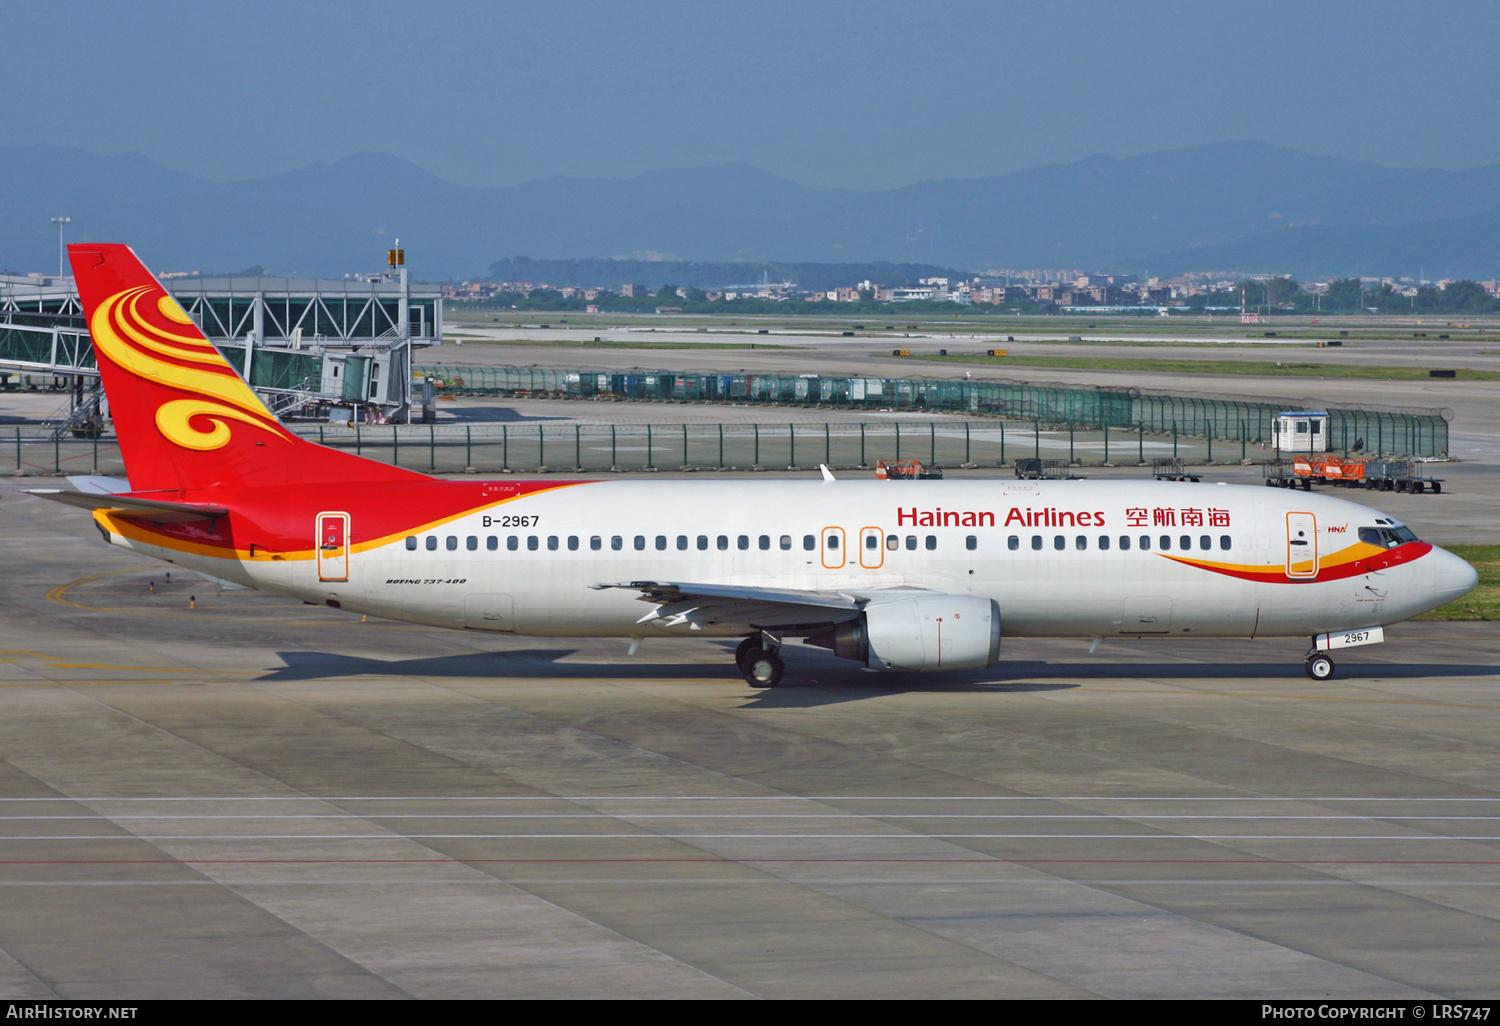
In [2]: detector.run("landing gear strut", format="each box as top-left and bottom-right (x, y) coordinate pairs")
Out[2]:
(737, 635), (784, 688)
(1304, 651), (1335, 681)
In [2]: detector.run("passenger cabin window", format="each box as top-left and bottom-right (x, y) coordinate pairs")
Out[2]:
(1031, 535), (1043, 551)
(405, 537), (417, 551)
(1053, 535), (1065, 551)
(1180, 535), (1191, 551)
(966, 535), (977, 551)
(1199, 535), (1211, 550)
(1099, 535), (1110, 551)
(446, 536), (458, 551)
(867, 534), (880, 549)
(1008, 535), (1019, 551)
(507, 535), (519, 551)
(548, 536), (560, 551)
(655, 535), (667, 551)
(827, 535), (839, 550)
(907, 536), (919, 550)
(1139, 536), (1151, 550)
(925, 535), (937, 551)
(804, 535), (816, 551)
(1118, 535), (1130, 550)
(1075, 535), (1087, 551)
(1219, 535), (1232, 550)
(718, 535), (729, 550)
(738, 535), (749, 550)
(780, 535), (792, 550)
(527, 536), (539, 551)
(591, 536), (602, 551)
(1160, 536), (1171, 551)
(425, 536), (437, 551)
(677, 535), (688, 551)
(697, 535), (709, 551)
(467, 536), (478, 551)
(487, 536), (498, 551)
(611, 535), (623, 551)
(759, 535), (771, 550)
(568, 536), (579, 551)
(634, 535), (645, 551)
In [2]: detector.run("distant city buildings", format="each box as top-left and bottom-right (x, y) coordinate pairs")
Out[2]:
(439, 266), (1500, 310)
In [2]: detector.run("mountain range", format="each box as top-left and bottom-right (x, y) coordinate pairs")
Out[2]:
(1, 142), (1495, 281)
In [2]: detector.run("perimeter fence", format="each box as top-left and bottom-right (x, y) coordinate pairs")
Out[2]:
(0, 418), (1373, 479)
(415, 365), (1451, 458)
(3, 363), (1452, 477)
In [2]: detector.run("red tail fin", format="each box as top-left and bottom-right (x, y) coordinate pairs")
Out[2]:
(69, 244), (425, 494)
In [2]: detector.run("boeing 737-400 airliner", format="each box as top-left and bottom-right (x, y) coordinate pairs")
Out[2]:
(34, 245), (1478, 686)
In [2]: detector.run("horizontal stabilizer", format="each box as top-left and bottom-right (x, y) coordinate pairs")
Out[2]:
(27, 489), (228, 523)
(66, 475), (133, 495)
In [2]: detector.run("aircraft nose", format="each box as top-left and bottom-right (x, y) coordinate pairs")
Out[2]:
(1432, 547), (1479, 606)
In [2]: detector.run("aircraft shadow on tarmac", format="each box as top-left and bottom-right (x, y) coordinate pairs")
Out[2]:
(257, 647), (1080, 707)
(256, 647), (1500, 706)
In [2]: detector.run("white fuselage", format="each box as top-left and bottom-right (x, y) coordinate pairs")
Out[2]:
(107, 478), (1474, 645)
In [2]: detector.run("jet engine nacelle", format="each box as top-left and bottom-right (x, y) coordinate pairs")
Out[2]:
(810, 594), (1001, 672)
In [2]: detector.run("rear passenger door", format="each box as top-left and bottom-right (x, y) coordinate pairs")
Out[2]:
(316, 512), (350, 582)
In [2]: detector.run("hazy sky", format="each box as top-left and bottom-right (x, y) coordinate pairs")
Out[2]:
(4, 0), (1497, 189)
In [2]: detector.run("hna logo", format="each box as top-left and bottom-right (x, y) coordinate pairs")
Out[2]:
(1328, 524), (1348, 534)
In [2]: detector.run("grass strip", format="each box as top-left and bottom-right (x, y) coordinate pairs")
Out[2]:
(443, 338), (790, 351)
(921, 354), (1500, 381)
(1416, 545), (1500, 621)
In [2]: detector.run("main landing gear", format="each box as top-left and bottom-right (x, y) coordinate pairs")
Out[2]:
(736, 635), (785, 688)
(1304, 650), (1335, 681)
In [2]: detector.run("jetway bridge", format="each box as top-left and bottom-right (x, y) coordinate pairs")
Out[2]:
(0, 271), (441, 435)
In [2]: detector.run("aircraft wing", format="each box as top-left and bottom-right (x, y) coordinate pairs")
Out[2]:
(592, 580), (870, 633)
(26, 488), (228, 523)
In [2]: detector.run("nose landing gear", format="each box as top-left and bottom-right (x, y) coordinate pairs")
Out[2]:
(736, 635), (785, 688)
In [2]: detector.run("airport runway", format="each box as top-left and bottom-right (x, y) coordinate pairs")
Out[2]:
(1, 480), (1498, 998)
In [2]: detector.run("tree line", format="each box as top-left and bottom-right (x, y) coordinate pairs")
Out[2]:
(1185, 277), (1500, 315)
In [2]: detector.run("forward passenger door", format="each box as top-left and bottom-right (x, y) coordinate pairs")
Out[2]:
(1286, 512), (1318, 579)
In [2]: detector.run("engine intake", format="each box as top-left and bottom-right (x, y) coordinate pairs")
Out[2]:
(808, 594), (1000, 672)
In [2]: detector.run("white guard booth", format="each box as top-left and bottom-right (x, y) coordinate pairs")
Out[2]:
(1276, 411), (1329, 453)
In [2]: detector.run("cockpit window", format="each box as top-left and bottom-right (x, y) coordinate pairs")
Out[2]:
(1360, 525), (1418, 548)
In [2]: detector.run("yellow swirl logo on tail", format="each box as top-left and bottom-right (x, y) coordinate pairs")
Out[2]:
(155, 399), (279, 450)
(91, 285), (286, 452)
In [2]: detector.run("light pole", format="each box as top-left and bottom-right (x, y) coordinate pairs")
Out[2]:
(50, 217), (71, 278)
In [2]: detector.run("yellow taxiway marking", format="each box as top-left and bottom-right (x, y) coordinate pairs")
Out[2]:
(1073, 686), (1500, 710)
(48, 663), (257, 673)
(0, 649), (255, 676)
(0, 677), (732, 689)
(0, 680), (202, 689)
(44, 570), (430, 630)
(0, 676), (1495, 706)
